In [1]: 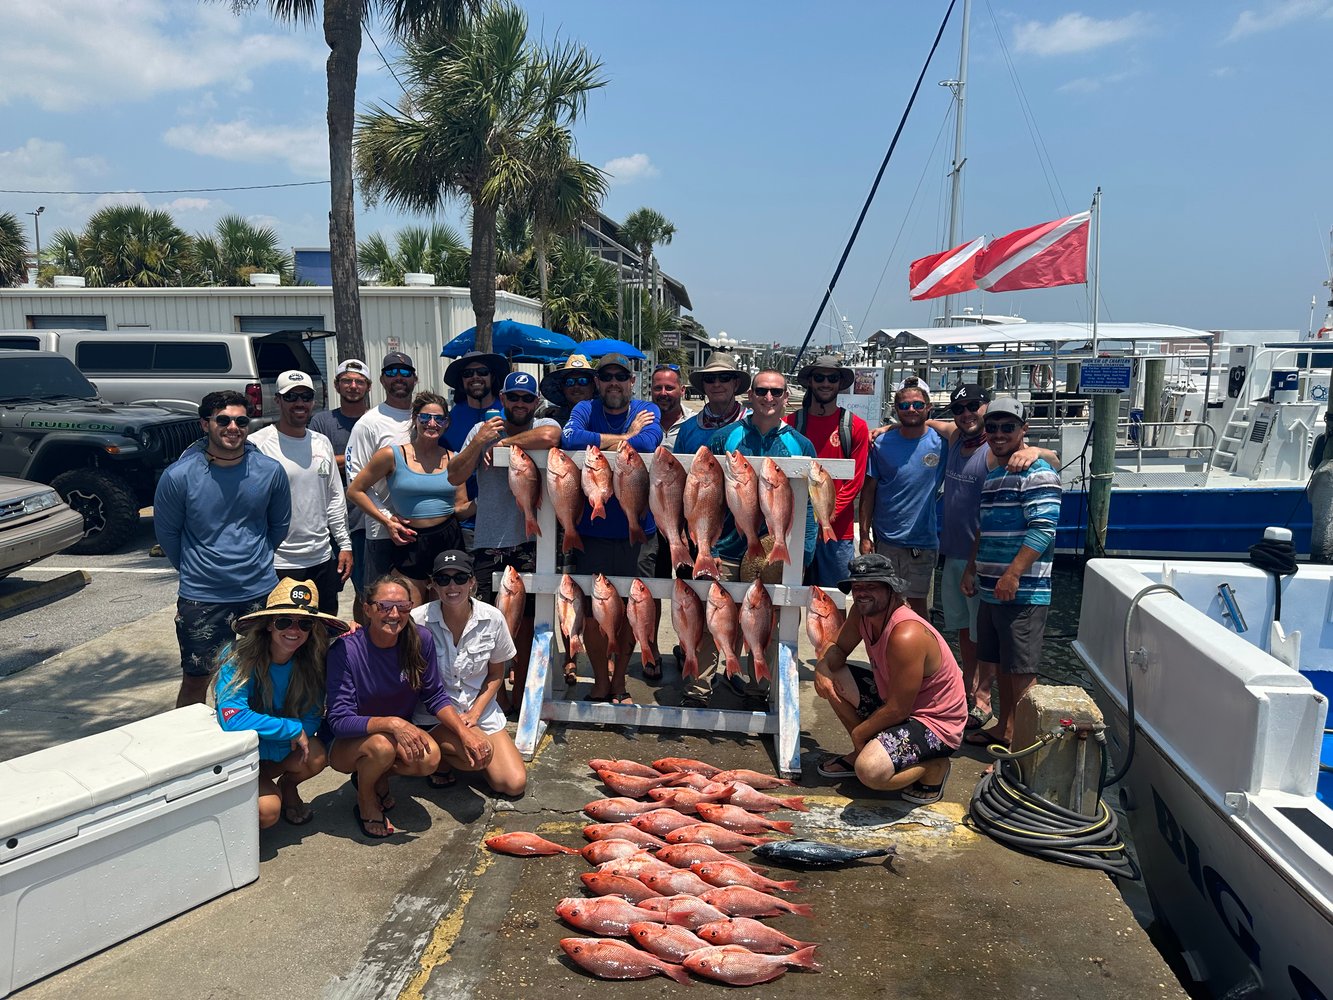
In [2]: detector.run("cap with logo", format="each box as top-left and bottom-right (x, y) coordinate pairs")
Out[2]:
(837, 553), (908, 595)
(381, 351), (415, 372)
(986, 396), (1028, 422)
(336, 359), (370, 379)
(950, 383), (990, 405)
(431, 549), (475, 576)
(276, 370), (315, 396)
(502, 371), (539, 395)
(235, 577), (350, 632)
(596, 353), (634, 375)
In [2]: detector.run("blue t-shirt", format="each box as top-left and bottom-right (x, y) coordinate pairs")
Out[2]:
(214, 655), (321, 762)
(561, 399), (663, 540)
(866, 428), (944, 549)
(446, 402), (490, 527)
(153, 441), (292, 602)
(708, 419), (817, 565)
(938, 438), (990, 560)
(976, 459), (1061, 606)
(673, 409), (745, 457)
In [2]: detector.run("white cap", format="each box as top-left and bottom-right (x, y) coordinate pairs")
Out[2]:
(336, 359), (370, 379)
(276, 370), (314, 395)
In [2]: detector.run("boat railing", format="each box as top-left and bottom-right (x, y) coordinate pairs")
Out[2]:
(1116, 419), (1217, 472)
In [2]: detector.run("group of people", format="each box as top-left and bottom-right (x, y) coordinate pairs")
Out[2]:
(151, 342), (1061, 830)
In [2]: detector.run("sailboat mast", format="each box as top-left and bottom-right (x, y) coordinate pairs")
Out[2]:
(942, 0), (971, 328)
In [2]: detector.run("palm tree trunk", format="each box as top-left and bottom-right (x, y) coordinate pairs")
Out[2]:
(535, 222), (550, 329)
(324, 0), (366, 363)
(470, 196), (498, 353)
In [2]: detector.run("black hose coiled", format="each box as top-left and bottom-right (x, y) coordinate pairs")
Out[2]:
(968, 749), (1140, 880)
(1247, 536), (1298, 621)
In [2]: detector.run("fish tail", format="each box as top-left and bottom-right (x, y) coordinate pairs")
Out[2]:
(787, 944), (821, 968)
(753, 655), (770, 684)
(767, 820), (795, 833)
(723, 650), (741, 678)
(745, 533), (766, 560)
(670, 538), (692, 571)
(768, 537), (791, 565)
(683, 654), (699, 679)
(640, 642), (657, 667)
(524, 513), (542, 539)
(628, 522), (647, 544)
(570, 635), (585, 656)
(657, 961), (692, 985)
(781, 796), (810, 813)
(563, 528), (584, 553)
(773, 878), (802, 891)
(693, 552), (721, 579)
(590, 499), (606, 521)
(785, 902), (816, 919)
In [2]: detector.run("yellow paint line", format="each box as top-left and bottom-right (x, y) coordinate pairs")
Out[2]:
(398, 889), (474, 1000)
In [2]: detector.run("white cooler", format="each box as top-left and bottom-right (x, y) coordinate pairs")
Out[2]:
(0, 705), (259, 996)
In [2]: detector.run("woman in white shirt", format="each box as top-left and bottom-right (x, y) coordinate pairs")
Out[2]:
(410, 549), (527, 796)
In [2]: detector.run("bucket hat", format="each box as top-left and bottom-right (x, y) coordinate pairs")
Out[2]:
(688, 351), (751, 393)
(837, 553), (908, 595)
(235, 578), (350, 633)
(444, 351), (510, 391)
(795, 354), (854, 392)
(539, 354), (596, 405)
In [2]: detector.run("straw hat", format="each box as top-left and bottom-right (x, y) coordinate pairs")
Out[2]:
(795, 354), (854, 392)
(688, 351), (751, 393)
(235, 578), (350, 633)
(539, 353), (596, 405)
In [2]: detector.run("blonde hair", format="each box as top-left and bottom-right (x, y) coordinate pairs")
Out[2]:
(213, 619), (329, 720)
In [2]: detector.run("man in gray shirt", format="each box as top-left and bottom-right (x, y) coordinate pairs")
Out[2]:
(448, 370), (561, 710)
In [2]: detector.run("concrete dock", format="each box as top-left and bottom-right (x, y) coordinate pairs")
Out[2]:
(0, 595), (1186, 999)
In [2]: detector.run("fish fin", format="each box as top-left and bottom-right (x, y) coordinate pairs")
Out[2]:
(784, 902), (816, 918)
(563, 529), (584, 553)
(745, 534), (766, 560)
(781, 796), (810, 813)
(693, 552), (721, 579)
(767, 820), (795, 833)
(787, 945), (821, 969)
(774, 878), (801, 891)
(669, 539), (692, 570)
(767, 538), (791, 565)
(821, 525), (836, 543)
(628, 523), (646, 544)
(524, 514), (541, 539)
(657, 961), (692, 985)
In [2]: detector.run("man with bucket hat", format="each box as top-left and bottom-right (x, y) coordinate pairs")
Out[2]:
(673, 351), (749, 455)
(787, 354), (869, 587)
(811, 553), (966, 804)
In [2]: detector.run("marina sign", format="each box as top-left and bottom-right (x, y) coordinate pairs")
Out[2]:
(1079, 358), (1133, 394)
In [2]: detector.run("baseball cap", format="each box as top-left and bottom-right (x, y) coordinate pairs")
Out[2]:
(596, 353), (633, 374)
(502, 371), (539, 395)
(336, 359), (370, 379)
(381, 351), (415, 371)
(986, 396), (1028, 422)
(950, 383), (989, 405)
(276, 370), (314, 395)
(431, 549), (475, 577)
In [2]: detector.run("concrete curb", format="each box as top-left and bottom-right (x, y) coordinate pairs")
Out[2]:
(0, 570), (90, 616)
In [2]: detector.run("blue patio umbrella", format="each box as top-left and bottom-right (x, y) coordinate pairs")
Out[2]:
(442, 318), (579, 364)
(577, 338), (647, 361)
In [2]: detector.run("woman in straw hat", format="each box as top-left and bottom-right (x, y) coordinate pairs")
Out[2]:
(537, 353), (597, 426)
(214, 577), (350, 829)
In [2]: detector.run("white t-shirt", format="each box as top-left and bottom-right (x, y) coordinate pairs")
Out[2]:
(410, 598), (517, 735)
(344, 402), (412, 541)
(249, 425), (349, 569)
(463, 417), (561, 549)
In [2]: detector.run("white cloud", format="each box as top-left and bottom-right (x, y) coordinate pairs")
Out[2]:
(1057, 69), (1136, 93)
(1226, 0), (1333, 40)
(161, 197), (215, 214)
(1013, 12), (1150, 56)
(162, 119), (329, 178)
(602, 153), (660, 185)
(0, 0), (324, 112)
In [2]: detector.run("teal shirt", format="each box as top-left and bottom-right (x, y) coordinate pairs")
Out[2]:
(975, 459), (1062, 605)
(707, 418), (818, 565)
(214, 654), (322, 761)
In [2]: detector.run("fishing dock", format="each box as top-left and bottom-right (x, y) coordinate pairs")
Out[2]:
(0, 592), (1186, 998)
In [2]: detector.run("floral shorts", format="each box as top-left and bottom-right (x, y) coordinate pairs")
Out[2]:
(848, 665), (954, 770)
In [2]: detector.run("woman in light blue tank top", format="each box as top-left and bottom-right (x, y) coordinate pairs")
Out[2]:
(348, 392), (475, 602)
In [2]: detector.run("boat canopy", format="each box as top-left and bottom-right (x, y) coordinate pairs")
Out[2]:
(877, 322), (1215, 350)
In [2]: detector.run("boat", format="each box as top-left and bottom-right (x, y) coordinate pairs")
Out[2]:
(1074, 552), (1333, 998)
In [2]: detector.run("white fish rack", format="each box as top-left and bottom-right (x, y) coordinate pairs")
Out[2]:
(493, 447), (854, 777)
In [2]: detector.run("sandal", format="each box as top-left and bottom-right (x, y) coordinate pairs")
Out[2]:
(611, 692), (634, 705)
(964, 730), (1009, 749)
(351, 771), (395, 811)
(816, 753), (858, 778)
(901, 761), (952, 805)
(281, 800), (315, 826)
(428, 769), (456, 788)
(964, 708), (994, 732)
(353, 804), (397, 840)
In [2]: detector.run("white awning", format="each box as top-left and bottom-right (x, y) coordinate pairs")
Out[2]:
(876, 322), (1215, 349)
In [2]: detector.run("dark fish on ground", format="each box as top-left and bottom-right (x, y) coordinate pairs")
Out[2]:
(683, 944), (821, 985)
(559, 937), (691, 983)
(751, 838), (897, 869)
(484, 832), (578, 856)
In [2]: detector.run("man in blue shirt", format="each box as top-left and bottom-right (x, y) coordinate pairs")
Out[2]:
(561, 353), (663, 704)
(155, 389), (291, 707)
(443, 350), (510, 548)
(858, 378), (943, 617)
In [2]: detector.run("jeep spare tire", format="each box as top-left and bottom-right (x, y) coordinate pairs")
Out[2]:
(51, 469), (140, 555)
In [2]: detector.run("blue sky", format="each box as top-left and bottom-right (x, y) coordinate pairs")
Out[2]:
(3, 1), (1331, 346)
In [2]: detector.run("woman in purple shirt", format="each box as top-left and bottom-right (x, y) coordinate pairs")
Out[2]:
(326, 574), (493, 839)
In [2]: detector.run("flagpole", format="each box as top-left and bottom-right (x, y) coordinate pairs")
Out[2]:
(942, 0), (971, 329)
(1086, 186), (1115, 559)
(1090, 188), (1101, 354)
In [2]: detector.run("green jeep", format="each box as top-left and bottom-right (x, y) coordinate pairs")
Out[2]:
(0, 350), (204, 554)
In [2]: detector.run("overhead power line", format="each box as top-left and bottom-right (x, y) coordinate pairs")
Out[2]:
(0, 181), (330, 195)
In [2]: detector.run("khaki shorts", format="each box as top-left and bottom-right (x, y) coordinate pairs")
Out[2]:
(874, 542), (937, 601)
(940, 557), (979, 634)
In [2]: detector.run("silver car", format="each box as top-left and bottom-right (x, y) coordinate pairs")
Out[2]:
(0, 476), (85, 578)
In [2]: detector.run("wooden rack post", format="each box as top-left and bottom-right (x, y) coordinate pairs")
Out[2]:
(494, 448), (854, 777)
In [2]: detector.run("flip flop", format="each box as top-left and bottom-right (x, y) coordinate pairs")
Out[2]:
(965, 708), (994, 732)
(964, 730), (1009, 749)
(816, 753), (858, 778)
(582, 692), (612, 703)
(610, 692), (634, 705)
(901, 761), (952, 805)
(353, 804), (396, 840)
(428, 769), (456, 788)
(351, 771), (396, 811)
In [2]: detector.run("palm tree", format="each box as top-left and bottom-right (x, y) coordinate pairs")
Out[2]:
(620, 206), (676, 306)
(0, 213), (29, 288)
(190, 214), (293, 284)
(357, 222), (468, 286)
(65, 205), (192, 287)
(355, 3), (606, 352)
(495, 205), (533, 292)
(227, 0), (480, 363)
(537, 236), (619, 340)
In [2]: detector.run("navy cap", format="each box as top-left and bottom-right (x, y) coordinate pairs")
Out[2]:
(503, 371), (539, 395)
(431, 549), (475, 576)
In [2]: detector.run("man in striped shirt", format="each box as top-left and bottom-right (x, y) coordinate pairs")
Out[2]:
(962, 397), (1061, 749)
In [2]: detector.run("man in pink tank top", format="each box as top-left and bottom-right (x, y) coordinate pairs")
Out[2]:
(813, 553), (968, 804)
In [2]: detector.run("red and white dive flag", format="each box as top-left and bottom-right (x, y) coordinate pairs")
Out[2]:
(908, 236), (984, 300)
(972, 211), (1090, 292)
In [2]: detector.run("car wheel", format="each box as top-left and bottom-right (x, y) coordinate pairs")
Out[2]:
(51, 468), (140, 555)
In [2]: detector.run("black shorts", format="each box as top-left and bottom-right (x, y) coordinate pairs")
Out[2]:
(475, 542), (537, 611)
(390, 518), (464, 580)
(848, 666), (955, 767)
(175, 596), (265, 677)
(975, 602), (1049, 675)
(277, 555), (340, 614)
(569, 535), (657, 579)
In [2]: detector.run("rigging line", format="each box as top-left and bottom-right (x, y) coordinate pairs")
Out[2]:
(366, 27), (409, 96)
(792, 0), (960, 372)
(856, 102), (956, 340)
(0, 181), (329, 195)
(984, 0), (1068, 216)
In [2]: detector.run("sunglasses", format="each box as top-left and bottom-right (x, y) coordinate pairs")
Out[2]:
(416, 412), (448, 426)
(369, 600), (413, 614)
(382, 367), (415, 378)
(271, 615), (314, 633)
(984, 421), (1021, 434)
(809, 373), (842, 384)
(598, 371), (632, 382)
(751, 386), (786, 398)
(211, 414), (251, 427)
(460, 367), (490, 379)
(562, 376), (592, 387)
(432, 570), (473, 586)
(896, 400), (927, 411)
(653, 363), (681, 373)
(503, 392), (537, 403)
(702, 374), (736, 385)
(949, 400), (984, 415)
(280, 391), (315, 403)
